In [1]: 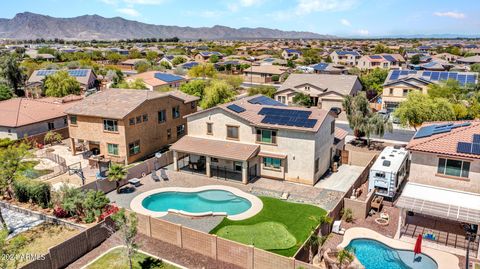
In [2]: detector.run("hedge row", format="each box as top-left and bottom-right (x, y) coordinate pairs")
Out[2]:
(13, 179), (51, 208)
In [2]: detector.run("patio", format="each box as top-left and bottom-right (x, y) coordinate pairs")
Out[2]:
(314, 164), (365, 192)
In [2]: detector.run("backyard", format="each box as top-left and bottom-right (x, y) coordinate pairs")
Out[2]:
(86, 247), (180, 269)
(210, 196), (327, 257)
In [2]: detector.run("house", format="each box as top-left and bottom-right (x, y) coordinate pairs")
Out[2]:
(194, 51), (224, 63)
(274, 74), (362, 120)
(395, 121), (480, 254)
(181, 62), (200, 70)
(433, 53), (460, 63)
(282, 49), (302, 60)
(311, 63), (348, 75)
(457, 55), (480, 65)
(120, 59), (147, 70)
(243, 65), (288, 84)
(357, 54), (405, 70)
(125, 71), (187, 91)
(329, 50), (361, 67)
(26, 69), (97, 99)
(65, 89), (199, 164)
(0, 96), (81, 141)
(381, 70), (478, 112)
(170, 95), (343, 185)
(159, 55), (190, 68)
(259, 57), (287, 66)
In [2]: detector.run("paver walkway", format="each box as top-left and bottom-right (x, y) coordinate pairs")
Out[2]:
(2, 207), (44, 238)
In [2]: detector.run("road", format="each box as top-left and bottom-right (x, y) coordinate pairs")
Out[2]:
(336, 122), (416, 143)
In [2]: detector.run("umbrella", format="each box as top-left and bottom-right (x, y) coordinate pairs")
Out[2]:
(414, 234), (422, 255)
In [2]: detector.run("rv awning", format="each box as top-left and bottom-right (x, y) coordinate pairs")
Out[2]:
(395, 182), (480, 223)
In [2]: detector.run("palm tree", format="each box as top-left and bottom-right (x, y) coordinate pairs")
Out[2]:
(337, 249), (354, 269)
(306, 233), (319, 264)
(108, 164), (127, 194)
(318, 215), (333, 237)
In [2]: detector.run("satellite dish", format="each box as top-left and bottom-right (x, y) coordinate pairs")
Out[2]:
(155, 152), (162, 158)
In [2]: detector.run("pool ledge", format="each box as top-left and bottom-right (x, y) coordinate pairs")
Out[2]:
(130, 185), (263, 221)
(338, 227), (460, 269)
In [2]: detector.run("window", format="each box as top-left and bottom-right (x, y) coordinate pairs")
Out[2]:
(70, 115), (77, 125)
(207, 123), (213, 135)
(63, 117), (67, 125)
(389, 88), (394, 95)
(172, 106), (180, 119)
(263, 157), (281, 169)
(234, 161), (243, 172)
(402, 89), (409, 96)
(136, 116), (142, 124)
(315, 158), (319, 173)
(437, 158), (470, 178)
(128, 140), (140, 156)
(375, 172), (386, 178)
(158, 110), (166, 123)
(211, 158), (218, 163)
(256, 129), (276, 144)
(142, 114), (148, 122)
(331, 120), (335, 134)
(47, 122), (55, 130)
(191, 101), (196, 109)
(227, 126), (239, 139)
(107, 143), (119, 155)
(167, 129), (172, 140)
(129, 118), (135, 125)
(176, 124), (185, 137)
(103, 119), (118, 132)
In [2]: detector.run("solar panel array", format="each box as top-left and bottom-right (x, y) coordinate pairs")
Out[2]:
(456, 134), (480, 155)
(227, 104), (245, 113)
(413, 123), (471, 139)
(248, 96), (286, 106)
(389, 70), (477, 86)
(383, 55), (397, 62)
(259, 107), (317, 128)
(370, 55), (382, 59)
(153, 73), (183, 82)
(36, 69), (89, 77)
(312, 63), (328, 71)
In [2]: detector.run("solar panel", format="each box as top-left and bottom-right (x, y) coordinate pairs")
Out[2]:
(414, 123), (471, 139)
(474, 134), (480, 144)
(422, 71), (432, 77)
(383, 55), (396, 62)
(473, 143), (480, 155)
(430, 72), (440, 81)
(400, 70), (409, 75)
(153, 73), (184, 83)
(227, 104), (245, 113)
(439, 72), (449, 80)
(370, 55), (382, 59)
(448, 73), (458, 79)
(248, 96), (286, 106)
(259, 108), (316, 128)
(457, 142), (472, 154)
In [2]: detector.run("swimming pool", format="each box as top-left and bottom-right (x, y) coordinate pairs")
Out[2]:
(130, 185), (263, 220)
(347, 238), (438, 269)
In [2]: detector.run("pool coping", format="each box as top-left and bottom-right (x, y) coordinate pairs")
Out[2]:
(338, 227), (460, 269)
(130, 185), (263, 221)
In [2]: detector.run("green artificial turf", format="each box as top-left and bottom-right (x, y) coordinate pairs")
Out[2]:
(210, 196), (326, 257)
(87, 248), (179, 269)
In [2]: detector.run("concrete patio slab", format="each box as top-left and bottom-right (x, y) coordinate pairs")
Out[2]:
(314, 164), (365, 193)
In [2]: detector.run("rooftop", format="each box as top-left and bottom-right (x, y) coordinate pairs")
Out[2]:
(278, 73), (360, 96)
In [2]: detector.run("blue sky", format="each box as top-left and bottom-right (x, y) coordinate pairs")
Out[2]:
(2, 0), (479, 37)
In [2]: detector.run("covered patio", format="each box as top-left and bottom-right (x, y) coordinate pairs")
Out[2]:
(396, 182), (480, 257)
(170, 136), (260, 184)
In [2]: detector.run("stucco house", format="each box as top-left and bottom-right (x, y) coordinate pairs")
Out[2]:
(171, 95), (345, 185)
(329, 50), (361, 67)
(282, 49), (302, 60)
(357, 54), (405, 70)
(194, 51), (224, 63)
(125, 71), (187, 91)
(243, 65), (288, 84)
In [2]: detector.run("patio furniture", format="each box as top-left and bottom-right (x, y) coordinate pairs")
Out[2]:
(371, 195), (384, 211)
(151, 170), (160, 182)
(95, 171), (107, 180)
(160, 168), (169, 180)
(332, 220), (345, 235)
(128, 177), (141, 187)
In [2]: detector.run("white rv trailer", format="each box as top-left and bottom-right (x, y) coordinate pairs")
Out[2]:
(368, 146), (409, 198)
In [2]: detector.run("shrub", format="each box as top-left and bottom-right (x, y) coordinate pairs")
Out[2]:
(341, 208), (353, 223)
(13, 179), (51, 208)
(99, 204), (119, 221)
(53, 206), (69, 218)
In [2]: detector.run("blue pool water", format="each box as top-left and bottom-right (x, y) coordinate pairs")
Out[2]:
(142, 190), (252, 215)
(346, 239), (438, 269)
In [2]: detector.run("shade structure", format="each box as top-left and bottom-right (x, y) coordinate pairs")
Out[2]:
(414, 234), (422, 255)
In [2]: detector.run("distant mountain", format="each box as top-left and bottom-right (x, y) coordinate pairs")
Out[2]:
(0, 12), (335, 40)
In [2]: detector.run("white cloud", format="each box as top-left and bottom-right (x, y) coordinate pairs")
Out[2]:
(356, 29), (369, 35)
(116, 7), (141, 17)
(295, 0), (357, 15)
(433, 11), (465, 19)
(340, 19), (351, 27)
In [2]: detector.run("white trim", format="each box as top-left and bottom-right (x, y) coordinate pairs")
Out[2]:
(81, 245), (188, 269)
(130, 185), (263, 220)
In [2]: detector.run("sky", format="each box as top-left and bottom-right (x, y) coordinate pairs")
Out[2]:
(1, 0), (480, 37)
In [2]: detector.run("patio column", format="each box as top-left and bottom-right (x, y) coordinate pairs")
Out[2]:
(70, 138), (76, 156)
(173, 150), (179, 171)
(206, 156), (212, 177)
(242, 161), (248, 184)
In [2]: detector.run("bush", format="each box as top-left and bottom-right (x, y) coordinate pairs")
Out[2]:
(13, 179), (51, 208)
(0, 138), (15, 148)
(53, 206), (68, 218)
(341, 208), (353, 223)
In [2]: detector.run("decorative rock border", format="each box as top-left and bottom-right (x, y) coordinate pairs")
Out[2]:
(130, 185), (263, 220)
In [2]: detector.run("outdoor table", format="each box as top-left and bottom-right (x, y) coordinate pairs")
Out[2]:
(128, 178), (141, 187)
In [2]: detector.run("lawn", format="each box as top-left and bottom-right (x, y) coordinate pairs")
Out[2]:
(210, 196), (326, 257)
(87, 247), (179, 269)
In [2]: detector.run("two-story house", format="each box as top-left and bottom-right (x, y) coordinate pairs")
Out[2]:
(194, 51), (224, 63)
(357, 54), (405, 70)
(329, 50), (362, 67)
(126, 71), (187, 91)
(396, 121), (480, 254)
(171, 95), (343, 185)
(65, 89), (199, 164)
(282, 49), (302, 60)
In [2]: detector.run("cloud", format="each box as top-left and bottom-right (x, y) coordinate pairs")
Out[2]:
(116, 7), (141, 17)
(356, 29), (369, 35)
(295, 0), (357, 15)
(433, 11), (465, 19)
(340, 19), (351, 27)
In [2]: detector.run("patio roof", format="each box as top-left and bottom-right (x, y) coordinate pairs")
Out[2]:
(171, 136), (260, 161)
(395, 182), (480, 224)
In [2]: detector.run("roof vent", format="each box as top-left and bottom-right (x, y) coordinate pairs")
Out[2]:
(381, 156), (386, 159)
(389, 154), (395, 157)
(383, 160), (391, 167)
(393, 145), (402, 149)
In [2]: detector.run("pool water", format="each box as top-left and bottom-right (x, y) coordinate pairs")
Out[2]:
(346, 239), (438, 269)
(141, 190), (252, 215)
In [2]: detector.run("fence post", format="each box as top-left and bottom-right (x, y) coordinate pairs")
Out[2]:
(248, 245), (254, 269)
(177, 224), (183, 248)
(211, 234), (217, 260)
(146, 216), (152, 237)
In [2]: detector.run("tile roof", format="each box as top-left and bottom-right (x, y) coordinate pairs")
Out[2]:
(278, 73), (360, 96)
(406, 121), (480, 159)
(127, 71), (187, 87)
(27, 69), (95, 86)
(244, 65), (288, 75)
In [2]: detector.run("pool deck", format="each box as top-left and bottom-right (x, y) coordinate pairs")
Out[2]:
(338, 227), (460, 269)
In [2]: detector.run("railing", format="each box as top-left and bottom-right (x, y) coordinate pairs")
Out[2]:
(37, 151), (68, 180)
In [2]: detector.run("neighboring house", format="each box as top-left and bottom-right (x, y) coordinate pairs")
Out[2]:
(243, 65), (288, 84)
(65, 89), (199, 164)
(126, 71), (187, 91)
(194, 51), (224, 63)
(381, 70), (478, 112)
(404, 51), (430, 61)
(282, 49), (302, 60)
(26, 69), (97, 99)
(434, 53), (460, 63)
(457, 55), (480, 65)
(259, 57), (287, 66)
(357, 54), (405, 70)
(181, 62), (200, 70)
(120, 59), (147, 70)
(396, 121), (480, 253)
(329, 50), (361, 67)
(0, 96), (81, 140)
(170, 95), (343, 185)
(311, 63), (348, 74)
(274, 74), (362, 120)
(159, 55), (190, 68)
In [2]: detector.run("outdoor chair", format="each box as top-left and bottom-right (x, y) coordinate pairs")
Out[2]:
(160, 168), (169, 181)
(151, 170), (160, 182)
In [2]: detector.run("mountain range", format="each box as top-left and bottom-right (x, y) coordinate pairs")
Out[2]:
(0, 12), (335, 40)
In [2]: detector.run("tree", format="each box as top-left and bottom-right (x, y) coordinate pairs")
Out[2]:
(179, 79), (207, 98)
(360, 68), (388, 93)
(145, 51), (158, 63)
(111, 209), (138, 269)
(128, 49), (142, 59)
(337, 249), (354, 269)
(44, 70), (81, 97)
(287, 59), (296, 68)
(200, 80), (236, 109)
(373, 43), (391, 54)
(159, 61), (172, 70)
(0, 142), (32, 201)
(172, 56), (187, 66)
(427, 79), (466, 101)
(293, 92), (313, 107)
(106, 52), (122, 64)
(0, 54), (25, 96)
(0, 230), (27, 269)
(247, 85), (277, 98)
(0, 84), (13, 101)
(343, 93), (392, 144)
(188, 64), (217, 79)
(114, 78), (148, 90)
(209, 54), (220, 63)
(134, 60), (151, 73)
(107, 164), (127, 194)
(44, 131), (63, 146)
(217, 74), (243, 89)
(306, 233), (319, 264)
(410, 54), (421, 65)
(470, 63), (480, 73)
